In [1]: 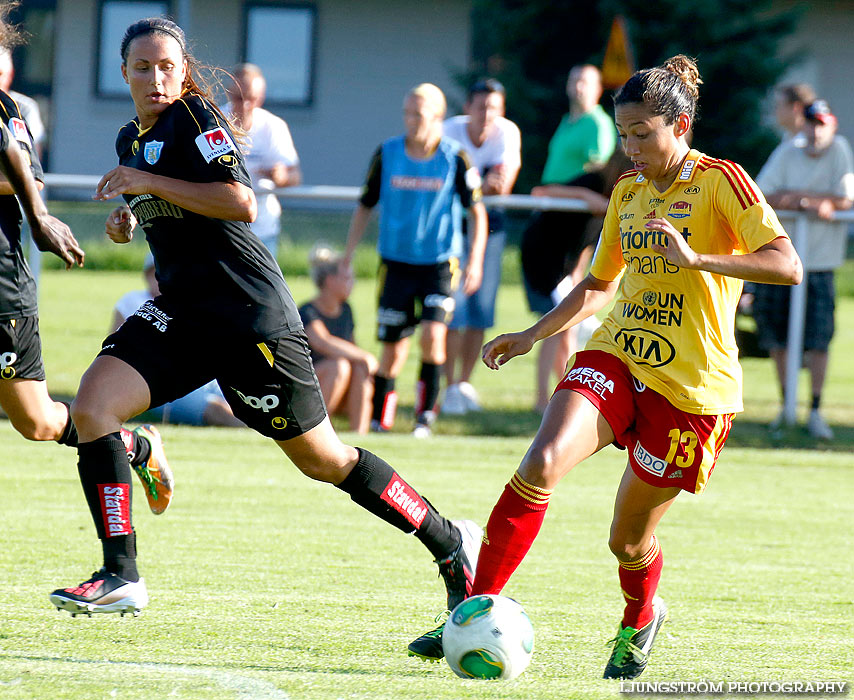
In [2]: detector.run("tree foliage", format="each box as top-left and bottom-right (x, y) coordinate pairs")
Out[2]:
(465, 0), (802, 191)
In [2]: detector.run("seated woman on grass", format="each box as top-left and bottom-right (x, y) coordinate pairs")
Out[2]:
(299, 245), (377, 434)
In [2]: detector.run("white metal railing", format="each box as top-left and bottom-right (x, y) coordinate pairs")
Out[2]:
(39, 175), (854, 425)
(41, 175), (593, 212)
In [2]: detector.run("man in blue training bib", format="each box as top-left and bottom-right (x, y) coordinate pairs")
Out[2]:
(344, 83), (487, 438)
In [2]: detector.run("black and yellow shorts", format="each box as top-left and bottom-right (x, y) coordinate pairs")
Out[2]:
(0, 316), (46, 381)
(100, 298), (326, 440)
(376, 258), (458, 343)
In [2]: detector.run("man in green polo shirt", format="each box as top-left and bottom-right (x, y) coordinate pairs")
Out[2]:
(541, 64), (616, 184)
(523, 63), (617, 414)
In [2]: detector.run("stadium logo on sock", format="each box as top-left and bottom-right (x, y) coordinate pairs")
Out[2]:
(382, 478), (428, 528)
(99, 484), (132, 537)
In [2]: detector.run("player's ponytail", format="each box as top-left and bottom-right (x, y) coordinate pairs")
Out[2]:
(0, 1), (26, 52)
(614, 54), (701, 124)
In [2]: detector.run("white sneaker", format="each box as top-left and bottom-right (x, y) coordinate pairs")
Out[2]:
(413, 423), (432, 439)
(456, 381), (482, 412)
(807, 409), (834, 440)
(50, 569), (148, 617)
(413, 410), (436, 438)
(441, 384), (467, 415)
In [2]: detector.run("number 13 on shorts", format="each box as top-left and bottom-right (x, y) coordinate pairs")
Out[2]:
(665, 429), (698, 467)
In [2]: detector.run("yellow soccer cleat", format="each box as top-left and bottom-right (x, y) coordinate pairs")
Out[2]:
(131, 424), (174, 514)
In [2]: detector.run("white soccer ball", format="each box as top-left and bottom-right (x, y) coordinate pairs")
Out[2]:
(442, 594), (534, 680)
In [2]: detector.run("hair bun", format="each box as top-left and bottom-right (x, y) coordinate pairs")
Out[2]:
(662, 55), (702, 99)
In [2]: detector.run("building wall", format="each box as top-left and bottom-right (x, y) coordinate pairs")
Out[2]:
(50, 2), (854, 186)
(770, 1), (854, 149)
(49, 0), (472, 186)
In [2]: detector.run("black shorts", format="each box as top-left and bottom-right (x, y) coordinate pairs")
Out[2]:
(376, 259), (458, 343)
(752, 271), (835, 353)
(100, 298), (326, 439)
(0, 316), (45, 381)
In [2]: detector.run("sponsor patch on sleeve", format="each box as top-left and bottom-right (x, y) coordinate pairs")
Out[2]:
(195, 127), (236, 163)
(9, 117), (31, 146)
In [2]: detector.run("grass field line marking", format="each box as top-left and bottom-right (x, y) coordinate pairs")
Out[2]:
(0, 655), (290, 700)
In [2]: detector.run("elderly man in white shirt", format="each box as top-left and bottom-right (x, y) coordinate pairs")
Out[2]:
(754, 99), (854, 440)
(441, 78), (521, 415)
(226, 63), (302, 256)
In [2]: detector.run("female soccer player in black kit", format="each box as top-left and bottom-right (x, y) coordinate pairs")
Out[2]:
(0, 9), (169, 516)
(49, 17), (480, 618)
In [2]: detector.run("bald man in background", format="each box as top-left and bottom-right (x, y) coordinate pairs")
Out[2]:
(344, 83), (487, 438)
(225, 63), (302, 256)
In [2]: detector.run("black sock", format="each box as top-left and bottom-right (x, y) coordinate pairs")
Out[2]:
(103, 531), (138, 582)
(336, 448), (460, 560)
(78, 433), (139, 581)
(812, 394), (821, 410)
(125, 430), (151, 467)
(56, 402), (78, 447)
(372, 375), (395, 424)
(416, 361), (442, 419)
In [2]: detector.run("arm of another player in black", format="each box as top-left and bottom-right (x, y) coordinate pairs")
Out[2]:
(0, 123), (84, 268)
(345, 146), (382, 264)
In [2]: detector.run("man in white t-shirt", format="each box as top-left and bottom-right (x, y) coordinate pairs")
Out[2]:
(440, 78), (521, 415)
(226, 63), (302, 256)
(0, 48), (45, 156)
(754, 99), (854, 440)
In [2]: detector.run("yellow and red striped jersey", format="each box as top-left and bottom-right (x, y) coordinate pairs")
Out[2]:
(587, 149), (788, 414)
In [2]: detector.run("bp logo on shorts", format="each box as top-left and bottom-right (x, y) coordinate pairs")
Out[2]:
(233, 389), (280, 413)
(0, 351), (17, 379)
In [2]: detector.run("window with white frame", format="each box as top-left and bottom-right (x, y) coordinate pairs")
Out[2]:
(97, 0), (170, 98)
(244, 3), (315, 106)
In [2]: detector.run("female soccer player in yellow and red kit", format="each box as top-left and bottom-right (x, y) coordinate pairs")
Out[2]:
(408, 55), (803, 679)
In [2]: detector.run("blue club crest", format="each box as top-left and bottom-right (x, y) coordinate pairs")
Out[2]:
(144, 140), (164, 165)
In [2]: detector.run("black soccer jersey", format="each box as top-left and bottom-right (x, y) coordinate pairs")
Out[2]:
(115, 94), (301, 338)
(0, 89), (43, 321)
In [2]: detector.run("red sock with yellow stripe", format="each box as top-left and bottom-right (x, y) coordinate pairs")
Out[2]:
(618, 535), (663, 629)
(471, 472), (552, 596)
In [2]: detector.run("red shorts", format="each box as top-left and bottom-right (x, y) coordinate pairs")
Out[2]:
(555, 350), (734, 494)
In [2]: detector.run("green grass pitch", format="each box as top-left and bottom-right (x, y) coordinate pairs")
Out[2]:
(0, 269), (852, 699)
